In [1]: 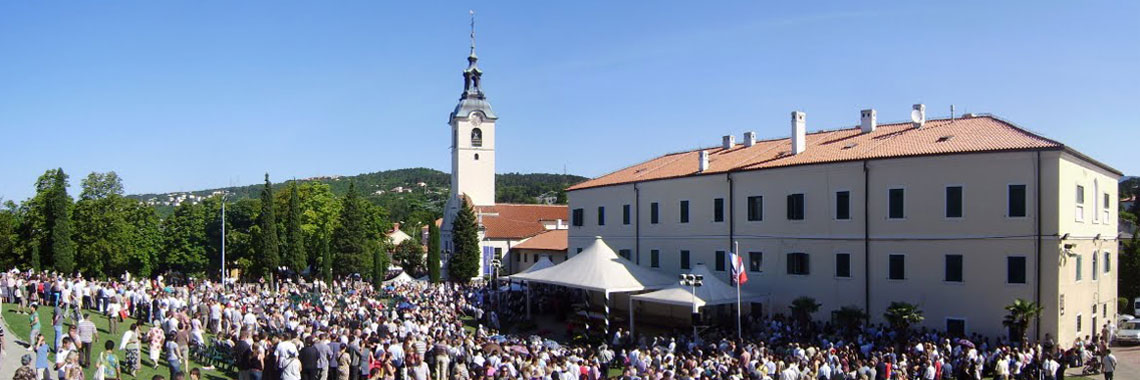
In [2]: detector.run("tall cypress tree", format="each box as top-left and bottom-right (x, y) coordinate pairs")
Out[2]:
(48, 169), (75, 274)
(331, 182), (369, 277)
(448, 197), (480, 282)
(285, 180), (306, 274)
(428, 223), (441, 283)
(256, 174), (280, 280)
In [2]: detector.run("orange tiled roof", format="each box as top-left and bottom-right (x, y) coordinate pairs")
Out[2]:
(511, 229), (568, 251)
(476, 204), (569, 239)
(569, 115), (1081, 191)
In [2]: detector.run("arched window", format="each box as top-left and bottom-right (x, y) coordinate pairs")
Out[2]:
(471, 128), (483, 147)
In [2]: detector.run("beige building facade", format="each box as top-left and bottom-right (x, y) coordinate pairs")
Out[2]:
(566, 112), (1120, 343)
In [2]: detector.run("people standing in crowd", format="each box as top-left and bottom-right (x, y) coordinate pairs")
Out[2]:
(78, 313), (98, 368)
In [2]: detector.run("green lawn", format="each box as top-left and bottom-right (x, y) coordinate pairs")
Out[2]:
(2, 304), (233, 380)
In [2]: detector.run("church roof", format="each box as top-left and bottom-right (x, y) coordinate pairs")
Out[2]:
(511, 229), (568, 252)
(569, 115), (1120, 191)
(476, 203), (568, 240)
(452, 97), (496, 120)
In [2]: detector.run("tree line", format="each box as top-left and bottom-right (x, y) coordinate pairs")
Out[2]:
(0, 169), (397, 283)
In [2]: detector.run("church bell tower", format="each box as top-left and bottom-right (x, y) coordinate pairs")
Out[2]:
(448, 11), (497, 207)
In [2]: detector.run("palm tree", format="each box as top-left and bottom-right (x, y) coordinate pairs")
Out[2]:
(884, 302), (924, 338)
(835, 306), (867, 336)
(790, 296), (821, 324)
(1003, 298), (1044, 344)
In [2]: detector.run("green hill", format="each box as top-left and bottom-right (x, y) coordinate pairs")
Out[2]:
(128, 168), (587, 223)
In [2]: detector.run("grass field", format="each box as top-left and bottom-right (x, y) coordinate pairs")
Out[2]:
(2, 304), (233, 380)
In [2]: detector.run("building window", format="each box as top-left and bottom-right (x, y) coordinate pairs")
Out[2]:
(1076, 255), (1083, 281)
(679, 201), (689, 223)
(1105, 251), (1111, 274)
(618, 249), (631, 261)
(650, 202), (659, 224)
(947, 319), (966, 337)
(715, 251), (726, 271)
(787, 193), (805, 220)
(835, 191), (850, 220)
(1092, 252), (1098, 281)
(1077, 314), (1082, 332)
(786, 252), (809, 275)
(888, 188), (905, 219)
(747, 196), (763, 221)
(597, 206), (605, 226)
(680, 250), (690, 270)
(1076, 185), (1085, 222)
(1094, 181), (1100, 223)
(1008, 184), (1027, 217)
(650, 250), (660, 268)
(474, 153), (479, 160)
(1008, 256), (1027, 284)
(945, 254), (963, 282)
(888, 254), (905, 280)
(571, 208), (584, 227)
(622, 204), (631, 225)
(1104, 193), (1111, 221)
(946, 186), (963, 218)
(713, 198), (725, 222)
(471, 128), (483, 147)
(749, 252), (762, 272)
(835, 253), (851, 278)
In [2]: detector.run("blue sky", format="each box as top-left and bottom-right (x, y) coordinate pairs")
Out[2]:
(1, 1), (1137, 202)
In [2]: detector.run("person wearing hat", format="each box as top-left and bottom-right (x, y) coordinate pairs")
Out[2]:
(14, 354), (36, 380)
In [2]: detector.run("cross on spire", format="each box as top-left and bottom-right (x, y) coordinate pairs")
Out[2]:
(469, 10), (476, 57)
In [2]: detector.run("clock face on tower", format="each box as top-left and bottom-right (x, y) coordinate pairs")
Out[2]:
(469, 113), (482, 126)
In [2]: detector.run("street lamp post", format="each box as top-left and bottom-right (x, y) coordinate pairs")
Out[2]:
(680, 273), (704, 343)
(490, 258), (502, 313)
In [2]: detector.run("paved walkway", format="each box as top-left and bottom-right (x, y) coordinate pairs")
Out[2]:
(0, 306), (32, 378)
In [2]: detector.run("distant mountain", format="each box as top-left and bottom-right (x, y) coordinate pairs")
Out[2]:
(1122, 176), (1139, 199)
(127, 168), (588, 221)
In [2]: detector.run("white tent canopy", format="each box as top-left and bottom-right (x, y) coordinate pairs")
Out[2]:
(631, 264), (761, 309)
(519, 255), (555, 274)
(383, 271), (418, 285)
(510, 236), (676, 293)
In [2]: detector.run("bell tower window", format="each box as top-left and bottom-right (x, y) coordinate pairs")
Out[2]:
(471, 128), (483, 147)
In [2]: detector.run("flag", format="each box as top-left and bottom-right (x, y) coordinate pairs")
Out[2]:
(730, 252), (748, 285)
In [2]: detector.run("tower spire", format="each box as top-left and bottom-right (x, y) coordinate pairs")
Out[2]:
(469, 10), (476, 57)
(461, 10), (484, 100)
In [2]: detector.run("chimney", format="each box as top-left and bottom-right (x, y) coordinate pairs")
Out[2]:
(743, 131), (756, 147)
(860, 109), (877, 133)
(722, 135), (735, 150)
(912, 104), (926, 129)
(698, 150), (710, 172)
(791, 111), (806, 155)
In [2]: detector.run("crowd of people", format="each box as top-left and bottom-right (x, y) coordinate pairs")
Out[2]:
(0, 269), (1124, 380)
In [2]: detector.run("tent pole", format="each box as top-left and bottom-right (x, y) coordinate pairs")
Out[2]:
(604, 291), (611, 338)
(629, 297), (635, 338)
(526, 282), (531, 319)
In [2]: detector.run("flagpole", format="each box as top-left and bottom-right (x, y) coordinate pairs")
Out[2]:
(734, 240), (741, 341)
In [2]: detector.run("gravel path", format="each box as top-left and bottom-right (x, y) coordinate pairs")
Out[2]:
(0, 304), (32, 379)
